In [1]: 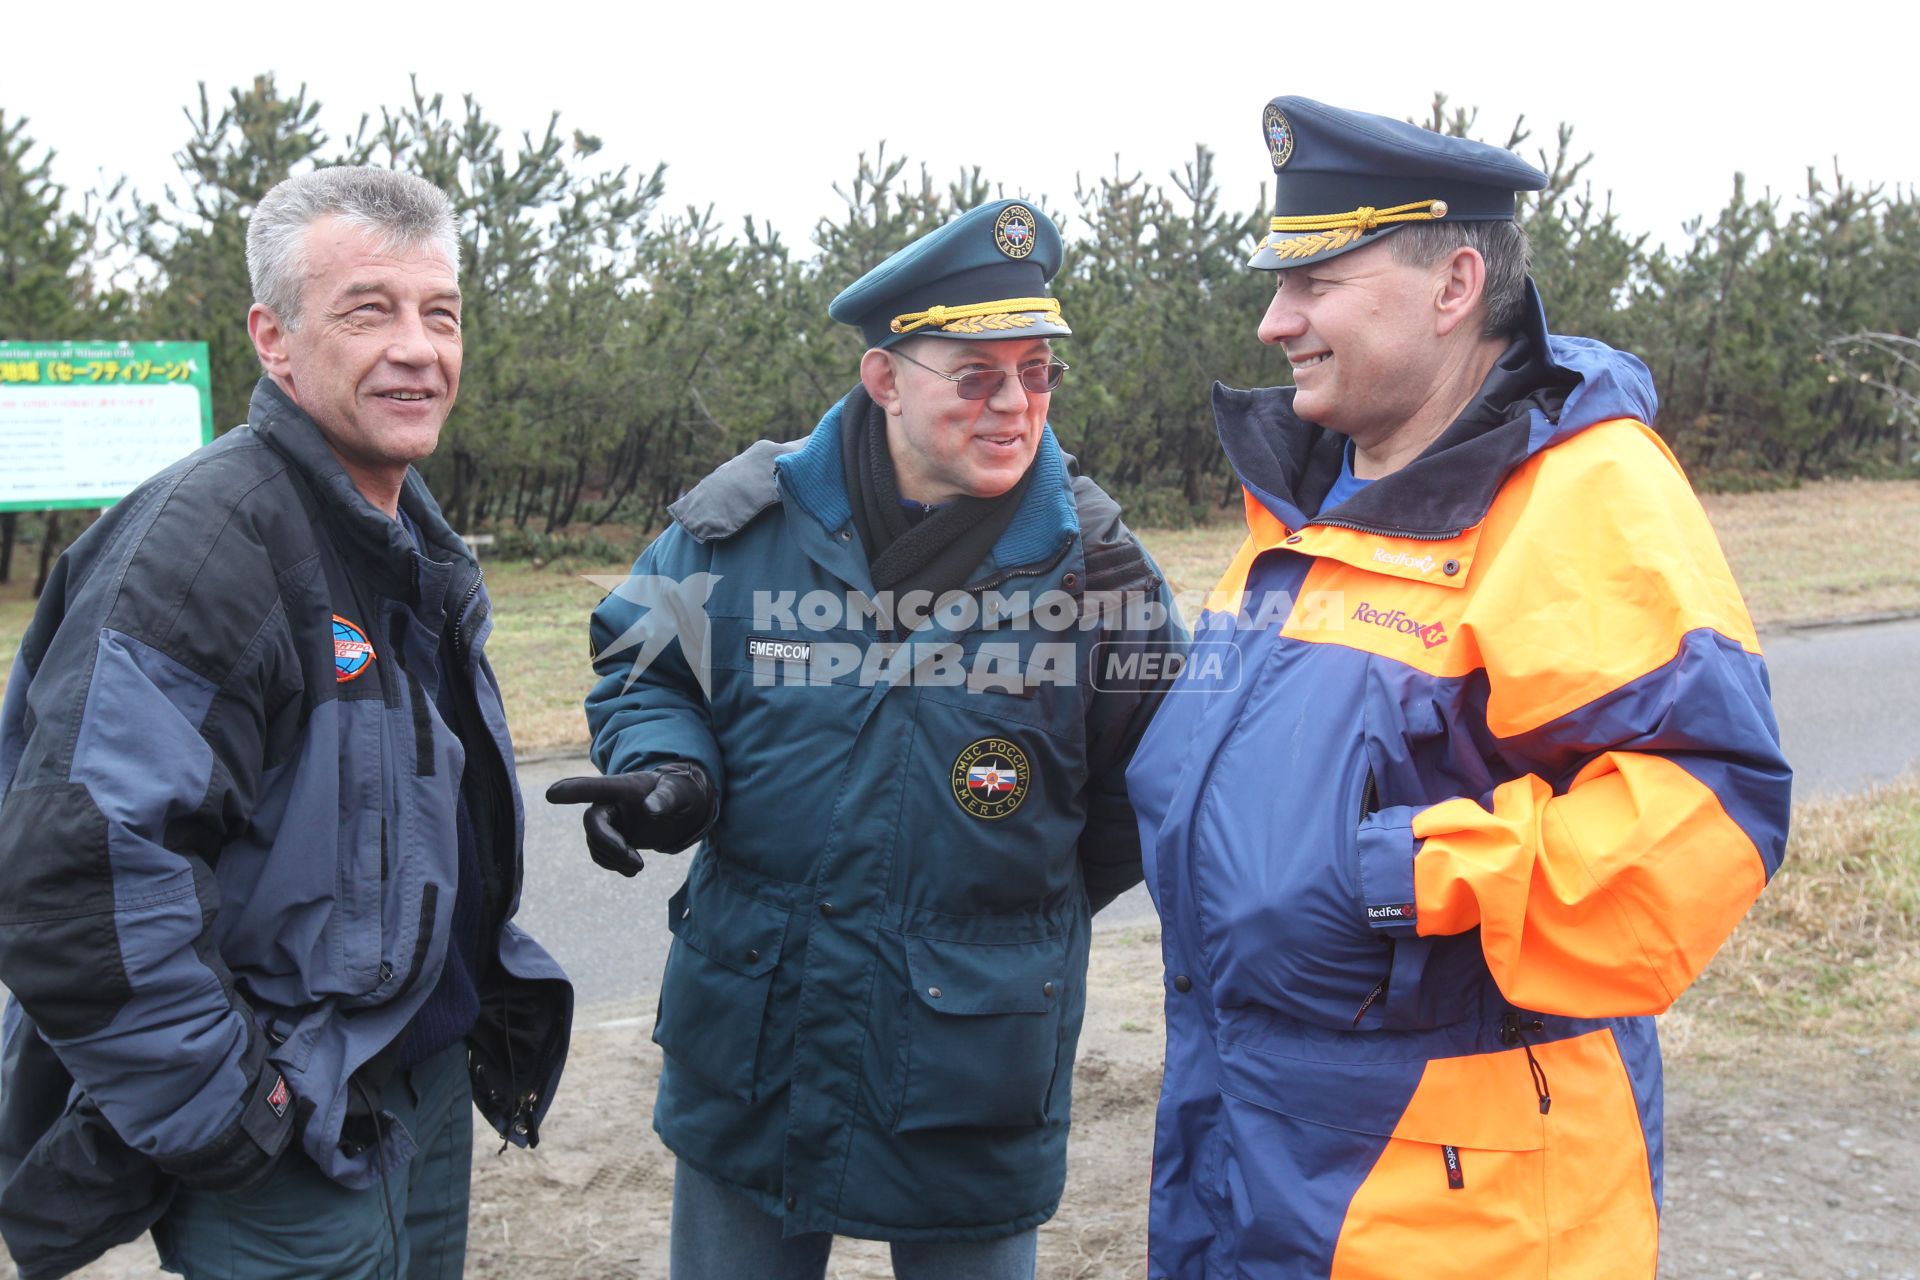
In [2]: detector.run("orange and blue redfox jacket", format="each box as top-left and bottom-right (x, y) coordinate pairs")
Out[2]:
(1125, 292), (1791, 1278)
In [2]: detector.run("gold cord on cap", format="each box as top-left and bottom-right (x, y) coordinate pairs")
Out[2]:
(1260, 198), (1450, 261)
(1268, 197), (1450, 235)
(890, 297), (1063, 336)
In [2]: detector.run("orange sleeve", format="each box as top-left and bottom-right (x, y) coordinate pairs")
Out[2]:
(1407, 423), (1789, 1017)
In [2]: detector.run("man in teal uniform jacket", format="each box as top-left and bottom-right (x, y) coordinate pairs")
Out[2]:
(550, 198), (1184, 1278)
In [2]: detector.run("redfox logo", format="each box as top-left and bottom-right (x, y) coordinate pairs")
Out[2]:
(1372, 548), (1438, 574)
(1351, 603), (1450, 649)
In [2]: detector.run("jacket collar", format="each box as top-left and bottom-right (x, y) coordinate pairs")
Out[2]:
(248, 378), (474, 594)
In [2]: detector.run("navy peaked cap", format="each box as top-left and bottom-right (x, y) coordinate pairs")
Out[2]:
(829, 198), (1072, 350)
(1251, 96), (1548, 269)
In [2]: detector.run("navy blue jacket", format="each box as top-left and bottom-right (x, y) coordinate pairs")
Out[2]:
(0, 379), (572, 1277)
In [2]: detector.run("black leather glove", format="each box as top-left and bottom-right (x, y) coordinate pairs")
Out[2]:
(544, 761), (715, 875)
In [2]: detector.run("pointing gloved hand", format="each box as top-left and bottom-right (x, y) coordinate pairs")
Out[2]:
(544, 761), (715, 876)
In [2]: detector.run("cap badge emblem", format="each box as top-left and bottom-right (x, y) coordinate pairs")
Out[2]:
(1265, 104), (1295, 169)
(994, 205), (1037, 260)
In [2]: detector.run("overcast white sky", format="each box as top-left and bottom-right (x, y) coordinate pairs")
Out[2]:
(6, 0), (1910, 259)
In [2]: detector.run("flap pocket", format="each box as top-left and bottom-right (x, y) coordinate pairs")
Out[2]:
(893, 932), (1069, 1132)
(655, 872), (791, 1103)
(667, 874), (785, 978)
(904, 934), (1063, 1015)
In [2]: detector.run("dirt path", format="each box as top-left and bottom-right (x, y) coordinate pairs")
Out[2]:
(43, 929), (1920, 1280)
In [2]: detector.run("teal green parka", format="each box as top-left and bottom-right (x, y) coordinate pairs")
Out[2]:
(584, 395), (1182, 1241)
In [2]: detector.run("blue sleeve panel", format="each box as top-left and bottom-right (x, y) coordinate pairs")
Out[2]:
(32, 629), (254, 1162)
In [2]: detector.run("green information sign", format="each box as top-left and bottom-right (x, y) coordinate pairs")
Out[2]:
(0, 340), (215, 512)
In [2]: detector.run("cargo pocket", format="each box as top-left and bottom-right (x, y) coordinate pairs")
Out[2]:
(893, 932), (1066, 1132)
(652, 874), (788, 1103)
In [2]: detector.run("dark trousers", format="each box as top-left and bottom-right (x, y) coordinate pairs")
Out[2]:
(154, 1041), (473, 1279)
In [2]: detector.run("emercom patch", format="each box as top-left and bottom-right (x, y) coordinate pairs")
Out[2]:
(951, 737), (1031, 821)
(746, 635), (813, 664)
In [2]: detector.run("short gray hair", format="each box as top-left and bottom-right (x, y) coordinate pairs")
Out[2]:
(1387, 219), (1531, 338)
(247, 167), (460, 329)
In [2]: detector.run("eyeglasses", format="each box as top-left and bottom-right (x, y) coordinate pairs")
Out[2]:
(891, 349), (1069, 400)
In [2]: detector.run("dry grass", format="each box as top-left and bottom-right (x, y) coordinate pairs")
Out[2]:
(0, 574), (33, 688)
(1663, 774), (1920, 1059)
(1700, 477), (1920, 626)
(477, 558), (633, 751)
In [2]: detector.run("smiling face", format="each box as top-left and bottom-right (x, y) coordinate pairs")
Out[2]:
(870, 336), (1053, 503)
(247, 215), (463, 502)
(1256, 237), (1450, 451)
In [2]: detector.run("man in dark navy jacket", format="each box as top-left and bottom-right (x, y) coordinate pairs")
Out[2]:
(0, 167), (572, 1278)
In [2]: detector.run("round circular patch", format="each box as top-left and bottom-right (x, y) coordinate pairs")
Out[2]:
(1264, 104), (1294, 169)
(994, 205), (1037, 260)
(332, 614), (375, 683)
(951, 737), (1032, 821)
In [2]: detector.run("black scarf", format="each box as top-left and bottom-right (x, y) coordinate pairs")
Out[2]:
(839, 384), (1035, 624)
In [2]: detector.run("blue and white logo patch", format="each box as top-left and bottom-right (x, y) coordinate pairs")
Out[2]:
(333, 614), (375, 683)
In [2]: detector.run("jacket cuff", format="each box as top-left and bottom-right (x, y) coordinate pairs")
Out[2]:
(1357, 805), (1421, 938)
(155, 1035), (297, 1193)
(653, 760), (720, 854)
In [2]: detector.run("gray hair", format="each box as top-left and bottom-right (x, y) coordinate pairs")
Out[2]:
(1387, 219), (1532, 338)
(247, 167), (460, 329)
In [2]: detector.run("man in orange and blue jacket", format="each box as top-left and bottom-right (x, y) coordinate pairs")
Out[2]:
(1125, 96), (1792, 1278)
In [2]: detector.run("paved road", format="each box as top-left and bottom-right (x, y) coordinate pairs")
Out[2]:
(518, 616), (1920, 1011)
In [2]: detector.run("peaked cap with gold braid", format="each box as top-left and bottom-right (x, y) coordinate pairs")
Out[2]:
(1250, 96), (1548, 270)
(829, 198), (1072, 350)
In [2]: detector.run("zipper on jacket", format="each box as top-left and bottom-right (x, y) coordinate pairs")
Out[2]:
(1349, 767), (1390, 1028)
(1352, 978), (1387, 1027)
(1306, 517), (1464, 543)
(445, 562), (510, 930)
(451, 567), (485, 665)
(1499, 1012), (1553, 1114)
(964, 533), (1077, 595)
